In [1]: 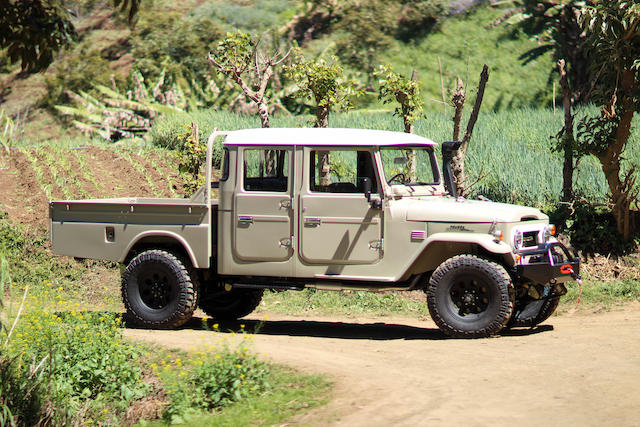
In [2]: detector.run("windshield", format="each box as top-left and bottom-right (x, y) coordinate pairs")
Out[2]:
(380, 147), (440, 186)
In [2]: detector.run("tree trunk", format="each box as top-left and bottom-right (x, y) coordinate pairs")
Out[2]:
(592, 69), (637, 240)
(558, 59), (574, 202)
(315, 105), (329, 128)
(451, 77), (465, 142)
(258, 99), (270, 128)
(451, 65), (489, 197)
(402, 111), (417, 181)
(315, 105), (331, 185)
(256, 99), (277, 174)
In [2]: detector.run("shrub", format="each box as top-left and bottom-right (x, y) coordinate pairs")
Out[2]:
(156, 339), (270, 423)
(1, 282), (148, 425)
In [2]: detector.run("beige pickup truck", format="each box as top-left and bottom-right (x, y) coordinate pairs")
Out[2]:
(50, 128), (580, 338)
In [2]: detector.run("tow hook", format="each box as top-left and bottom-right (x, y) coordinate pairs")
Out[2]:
(562, 265), (583, 307)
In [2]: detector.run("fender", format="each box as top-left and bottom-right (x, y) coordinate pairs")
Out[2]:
(398, 232), (513, 279)
(120, 231), (203, 268)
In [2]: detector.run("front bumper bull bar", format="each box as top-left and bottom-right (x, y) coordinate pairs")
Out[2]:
(515, 241), (580, 285)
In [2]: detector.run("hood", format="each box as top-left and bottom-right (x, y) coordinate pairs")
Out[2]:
(405, 197), (547, 223)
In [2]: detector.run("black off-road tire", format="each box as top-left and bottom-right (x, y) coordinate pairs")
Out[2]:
(122, 249), (199, 329)
(199, 288), (263, 320)
(427, 255), (515, 338)
(509, 295), (560, 328)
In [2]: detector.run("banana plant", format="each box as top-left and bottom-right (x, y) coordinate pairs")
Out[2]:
(55, 69), (185, 141)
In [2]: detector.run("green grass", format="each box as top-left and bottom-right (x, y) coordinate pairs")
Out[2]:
(144, 366), (331, 427)
(259, 289), (429, 318)
(560, 278), (640, 311)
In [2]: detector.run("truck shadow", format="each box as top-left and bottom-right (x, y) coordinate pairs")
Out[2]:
(171, 316), (554, 341)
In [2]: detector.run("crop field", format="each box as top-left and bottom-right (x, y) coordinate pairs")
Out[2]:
(153, 107), (640, 208)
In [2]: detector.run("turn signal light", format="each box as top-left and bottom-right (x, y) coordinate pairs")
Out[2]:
(543, 224), (557, 242)
(491, 230), (503, 241)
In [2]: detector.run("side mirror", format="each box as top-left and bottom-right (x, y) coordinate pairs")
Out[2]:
(362, 178), (382, 209)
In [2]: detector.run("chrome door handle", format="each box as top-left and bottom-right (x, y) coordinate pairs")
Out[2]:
(304, 217), (321, 226)
(238, 216), (254, 224)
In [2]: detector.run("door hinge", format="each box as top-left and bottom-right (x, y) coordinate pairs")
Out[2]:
(279, 198), (292, 209)
(369, 239), (383, 250)
(279, 237), (292, 248)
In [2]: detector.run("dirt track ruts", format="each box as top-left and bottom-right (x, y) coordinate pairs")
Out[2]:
(125, 304), (640, 426)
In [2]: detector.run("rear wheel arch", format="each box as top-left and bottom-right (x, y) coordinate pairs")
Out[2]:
(123, 233), (198, 269)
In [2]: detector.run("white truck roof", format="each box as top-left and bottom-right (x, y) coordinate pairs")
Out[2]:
(223, 127), (437, 147)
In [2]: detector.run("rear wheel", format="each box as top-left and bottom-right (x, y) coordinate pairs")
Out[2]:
(427, 255), (514, 338)
(121, 250), (198, 329)
(510, 288), (560, 328)
(199, 287), (263, 320)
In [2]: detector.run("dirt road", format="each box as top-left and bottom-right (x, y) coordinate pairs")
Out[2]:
(125, 304), (640, 426)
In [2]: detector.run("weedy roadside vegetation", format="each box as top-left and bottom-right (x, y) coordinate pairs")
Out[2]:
(0, 267), (329, 425)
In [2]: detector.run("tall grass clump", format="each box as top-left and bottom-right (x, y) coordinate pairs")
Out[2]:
(151, 107), (640, 208)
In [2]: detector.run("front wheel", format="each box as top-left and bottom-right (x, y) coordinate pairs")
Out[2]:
(121, 250), (199, 329)
(426, 255), (514, 338)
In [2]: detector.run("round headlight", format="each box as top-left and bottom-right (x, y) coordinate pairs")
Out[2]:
(513, 230), (523, 249)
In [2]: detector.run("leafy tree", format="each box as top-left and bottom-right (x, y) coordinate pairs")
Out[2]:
(0, 0), (140, 73)
(208, 31), (290, 128)
(377, 64), (424, 181)
(285, 52), (359, 185)
(284, 52), (357, 128)
(377, 64), (424, 134)
(574, 0), (640, 240)
(509, 1), (593, 203)
(512, 0), (592, 104)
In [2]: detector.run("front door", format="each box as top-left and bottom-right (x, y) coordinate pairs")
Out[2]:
(299, 149), (383, 266)
(234, 147), (293, 262)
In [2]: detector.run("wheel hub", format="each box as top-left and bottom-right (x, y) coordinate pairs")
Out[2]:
(450, 278), (491, 316)
(140, 272), (172, 309)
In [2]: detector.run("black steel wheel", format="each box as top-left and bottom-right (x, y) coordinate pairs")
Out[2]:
(427, 255), (514, 338)
(199, 287), (263, 320)
(122, 249), (198, 328)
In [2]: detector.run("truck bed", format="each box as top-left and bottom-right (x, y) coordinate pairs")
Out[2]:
(50, 197), (217, 268)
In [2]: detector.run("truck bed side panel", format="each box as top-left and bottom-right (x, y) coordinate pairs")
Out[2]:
(50, 201), (210, 268)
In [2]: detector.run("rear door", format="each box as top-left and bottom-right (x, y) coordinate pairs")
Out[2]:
(233, 147), (294, 262)
(299, 148), (383, 264)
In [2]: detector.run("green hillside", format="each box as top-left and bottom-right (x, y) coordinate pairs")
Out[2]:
(0, 0), (555, 140)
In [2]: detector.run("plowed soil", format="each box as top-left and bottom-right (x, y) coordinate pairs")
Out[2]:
(0, 145), (185, 305)
(126, 305), (640, 426)
(0, 145), (184, 232)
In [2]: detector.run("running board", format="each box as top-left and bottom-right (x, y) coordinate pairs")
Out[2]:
(231, 283), (305, 291)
